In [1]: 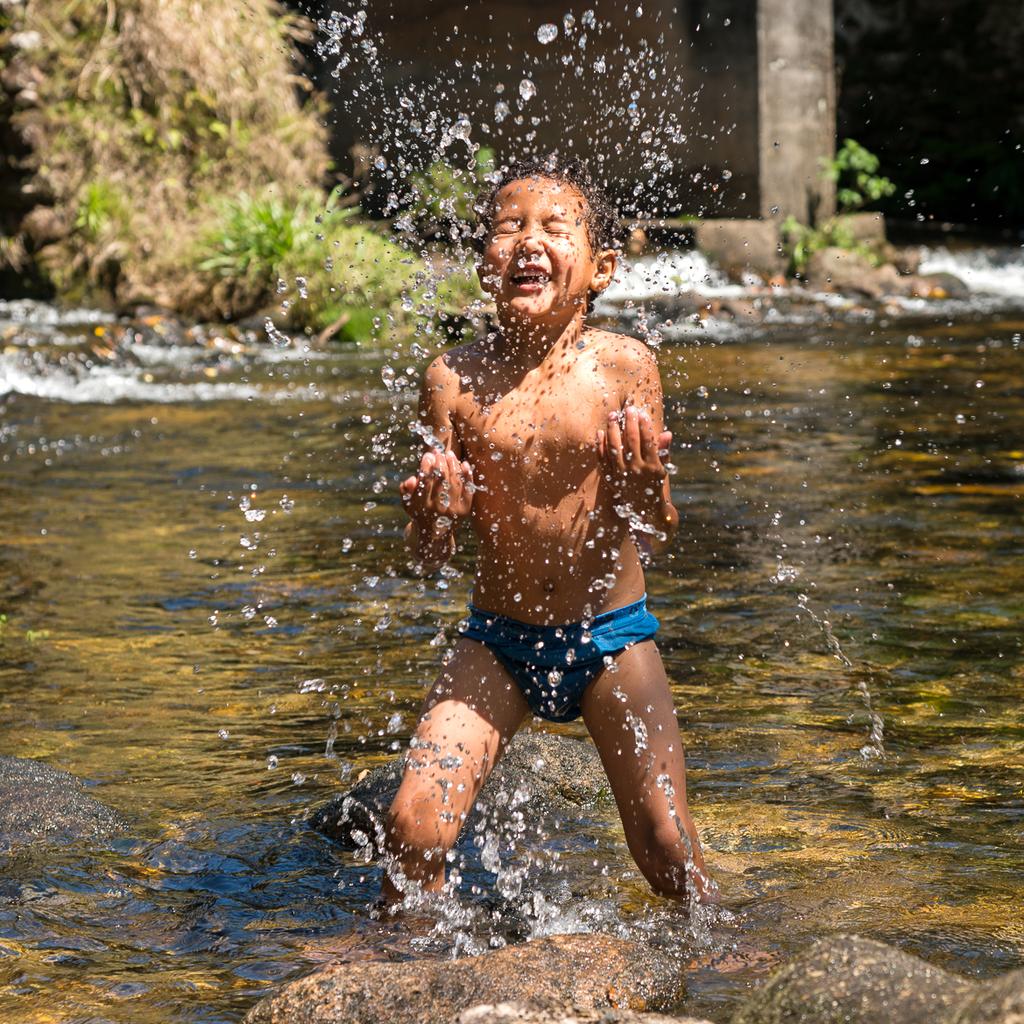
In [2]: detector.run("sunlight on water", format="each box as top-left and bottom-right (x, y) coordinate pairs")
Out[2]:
(2, 301), (1024, 1020)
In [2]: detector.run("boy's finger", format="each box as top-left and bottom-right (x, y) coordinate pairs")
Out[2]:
(420, 451), (436, 477)
(637, 410), (657, 457)
(461, 460), (473, 481)
(400, 475), (418, 501)
(596, 428), (606, 460)
(624, 407), (643, 465)
(606, 413), (627, 473)
(658, 430), (672, 457)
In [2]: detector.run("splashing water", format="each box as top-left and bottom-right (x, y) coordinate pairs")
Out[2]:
(796, 593), (886, 760)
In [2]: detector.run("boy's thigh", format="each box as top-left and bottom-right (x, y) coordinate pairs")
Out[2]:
(579, 640), (689, 817)
(395, 639), (529, 825)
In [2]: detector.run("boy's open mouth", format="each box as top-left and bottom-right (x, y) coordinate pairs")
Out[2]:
(510, 267), (550, 290)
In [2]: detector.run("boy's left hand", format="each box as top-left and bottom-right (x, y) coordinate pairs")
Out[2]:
(596, 405), (673, 523)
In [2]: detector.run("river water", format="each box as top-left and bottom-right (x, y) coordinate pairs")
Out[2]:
(1, 246), (1022, 1022)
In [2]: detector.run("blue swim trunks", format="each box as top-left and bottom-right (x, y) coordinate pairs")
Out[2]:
(458, 596), (659, 723)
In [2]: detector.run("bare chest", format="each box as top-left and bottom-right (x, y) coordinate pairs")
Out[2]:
(454, 357), (618, 491)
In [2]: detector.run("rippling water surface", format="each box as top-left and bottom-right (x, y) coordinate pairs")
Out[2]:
(1, 267), (1023, 1021)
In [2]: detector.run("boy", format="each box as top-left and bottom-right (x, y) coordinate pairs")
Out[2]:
(383, 157), (714, 908)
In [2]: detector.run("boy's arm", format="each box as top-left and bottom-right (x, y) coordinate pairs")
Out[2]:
(599, 343), (679, 555)
(400, 356), (473, 572)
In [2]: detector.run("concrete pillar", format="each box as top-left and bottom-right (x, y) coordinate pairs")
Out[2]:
(757, 0), (836, 222)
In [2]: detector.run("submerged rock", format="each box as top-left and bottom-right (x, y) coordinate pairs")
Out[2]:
(732, 934), (971, 1024)
(0, 756), (129, 849)
(458, 1000), (711, 1024)
(310, 731), (612, 856)
(244, 933), (685, 1024)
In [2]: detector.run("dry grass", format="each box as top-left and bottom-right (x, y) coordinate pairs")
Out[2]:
(15, 0), (330, 309)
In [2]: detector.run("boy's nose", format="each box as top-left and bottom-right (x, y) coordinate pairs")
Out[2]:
(515, 232), (545, 258)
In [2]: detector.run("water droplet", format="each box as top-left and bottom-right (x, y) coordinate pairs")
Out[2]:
(536, 23), (557, 44)
(722, 169), (732, 180)
(450, 112), (472, 142)
(563, 13), (575, 32)
(267, 755), (279, 770)
(519, 78), (536, 101)
(494, 99), (510, 123)
(218, 728), (230, 740)
(264, 317), (291, 348)
(920, 157), (930, 165)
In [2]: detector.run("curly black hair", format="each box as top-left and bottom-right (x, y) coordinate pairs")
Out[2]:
(473, 155), (621, 258)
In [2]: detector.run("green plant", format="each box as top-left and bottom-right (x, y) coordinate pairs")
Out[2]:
(822, 139), (897, 214)
(198, 191), (324, 286)
(778, 140), (897, 275)
(74, 180), (126, 241)
(196, 185), (481, 340)
(780, 215), (882, 276)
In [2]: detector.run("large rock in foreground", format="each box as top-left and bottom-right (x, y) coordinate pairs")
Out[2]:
(733, 934), (972, 1024)
(458, 1000), (711, 1024)
(310, 731), (612, 855)
(947, 966), (1024, 1024)
(244, 934), (685, 1024)
(0, 756), (129, 850)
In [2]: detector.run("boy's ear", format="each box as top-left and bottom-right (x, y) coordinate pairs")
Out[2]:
(476, 261), (498, 297)
(589, 248), (618, 294)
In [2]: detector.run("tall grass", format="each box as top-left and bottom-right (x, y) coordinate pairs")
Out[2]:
(13, 0), (329, 311)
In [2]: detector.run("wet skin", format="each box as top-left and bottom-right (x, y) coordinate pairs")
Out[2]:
(385, 177), (713, 907)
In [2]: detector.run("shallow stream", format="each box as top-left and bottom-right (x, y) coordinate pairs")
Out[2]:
(1, 254), (1023, 1022)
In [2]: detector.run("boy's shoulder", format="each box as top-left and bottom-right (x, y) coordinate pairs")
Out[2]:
(421, 339), (484, 388)
(584, 327), (660, 374)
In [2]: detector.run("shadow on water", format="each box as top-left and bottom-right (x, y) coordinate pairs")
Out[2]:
(1, 295), (1023, 1021)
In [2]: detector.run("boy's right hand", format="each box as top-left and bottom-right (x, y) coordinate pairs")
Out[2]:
(399, 450), (475, 527)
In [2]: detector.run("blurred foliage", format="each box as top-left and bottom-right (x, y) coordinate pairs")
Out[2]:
(199, 187), (482, 340)
(407, 147), (495, 241)
(8, 0), (330, 315)
(781, 216), (882, 276)
(822, 139), (897, 215)
(781, 140), (891, 275)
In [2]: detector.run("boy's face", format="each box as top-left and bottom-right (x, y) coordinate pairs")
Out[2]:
(478, 177), (616, 326)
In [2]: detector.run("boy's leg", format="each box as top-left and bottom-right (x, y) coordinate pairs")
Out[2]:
(382, 639), (529, 905)
(580, 640), (715, 903)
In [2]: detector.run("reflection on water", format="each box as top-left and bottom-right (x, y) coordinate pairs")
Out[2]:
(1, 292), (1023, 1022)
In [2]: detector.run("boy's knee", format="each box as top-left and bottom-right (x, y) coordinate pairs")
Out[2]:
(386, 795), (459, 866)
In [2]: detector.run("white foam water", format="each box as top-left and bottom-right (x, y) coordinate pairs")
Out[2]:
(0, 355), (265, 405)
(918, 244), (1024, 299)
(598, 249), (745, 306)
(0, 298), (112, 328)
